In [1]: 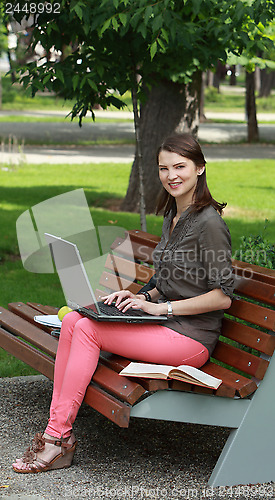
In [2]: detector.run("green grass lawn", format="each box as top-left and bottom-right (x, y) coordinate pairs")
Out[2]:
(204, 86), (275, 113)
(2, 75), (275, 116)
(0, 157), (274, 377)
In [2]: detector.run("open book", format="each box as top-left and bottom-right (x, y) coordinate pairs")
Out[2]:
(119, 362), (222, 389)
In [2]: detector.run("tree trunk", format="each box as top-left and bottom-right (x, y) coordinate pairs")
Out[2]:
(199, 72), (207, 122)
(245, 70), (259, 143)
(259, 69), (275, 98)
(131, 85), (147, 231)
(255, 66), (261, 94)
(229, 65), (236, 86)
(213, 62), (227, 92)
(121, 79), (187, 214)
(176, 71), (202, 137)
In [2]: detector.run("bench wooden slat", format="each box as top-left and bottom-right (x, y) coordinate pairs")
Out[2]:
(232, 259), (275, 286)
(213, 383), (237, 398)
(1, 306), (58, 357)
(84, 383), (130, 428)
(111, 237), (155, 265)
(234, 275), (275, 306)
(100, 352), (169, 391)
(105, 254), (155, 284)
(0, 326), (55, 379)
(95, 289), (107, 301)
(221, 318), (275, 356)
(169, 379), (236, 398)
(227, 298), (275, 331)
(99, 271), (142, 294)
(213, 340), (269, 380)
(27, 303), (59, 315)
(92, 363), (146, 405)
(128, 229), (161, 247)
(201, 361), (258, 398)
(8, 302), (53, 333)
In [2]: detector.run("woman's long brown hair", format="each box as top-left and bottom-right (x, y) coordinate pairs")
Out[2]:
(155, 133), (226, 216)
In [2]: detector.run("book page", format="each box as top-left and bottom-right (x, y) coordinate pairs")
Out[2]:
(119, 362), (222, 389)
(170, 365), (222, 387)
(119, 362), (174, 378)
(34, 315), (62, 328)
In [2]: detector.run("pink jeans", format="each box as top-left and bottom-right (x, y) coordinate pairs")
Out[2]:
(45, 312), (209, 438)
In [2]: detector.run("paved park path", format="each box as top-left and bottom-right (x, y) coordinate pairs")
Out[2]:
(0, 110), (275, 164)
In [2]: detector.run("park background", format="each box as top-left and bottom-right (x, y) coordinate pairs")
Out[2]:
(0, 2), (274, 377)
(0, 3), (274, 499)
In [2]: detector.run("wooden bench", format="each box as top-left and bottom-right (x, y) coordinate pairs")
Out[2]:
(0, 229), (275, 487)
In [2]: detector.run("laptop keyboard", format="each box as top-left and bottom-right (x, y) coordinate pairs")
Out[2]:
(97, 301), (149, 317)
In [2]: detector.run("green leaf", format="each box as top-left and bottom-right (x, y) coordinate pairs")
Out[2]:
(56, 68), (65, 84)
(87, 78), (98, 92)
(73, 4), (83, 20)
(144, 6), (153, 25)
(83, 23), (90, 36)
(43, 74), (51, 84)
(112, 17), (119, 30)
(119, 13), (127, 27)
(80, 75), (87, 89)
(150, 41), (157, 60)
(161, 28), (169, 44)
(100, 18), (111, 36)
(157, 38), (166, 51)
(96, 64), (104, 79)
(137, 23), (147, 39)
(72, 74), (79, 91)
(265, 60), (275, 69)
(152, 14), (163, 33)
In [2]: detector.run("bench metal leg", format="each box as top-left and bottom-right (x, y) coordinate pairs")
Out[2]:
(208, 354), (275, 487)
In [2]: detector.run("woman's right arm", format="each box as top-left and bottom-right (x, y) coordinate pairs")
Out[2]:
(137, 287), (160, 302)
(102, 287), (160, 306)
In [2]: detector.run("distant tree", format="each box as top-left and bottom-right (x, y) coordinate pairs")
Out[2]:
(259, 68), (275, 97)
(228, 45), (275, 142)
(246, 68), (259, 142)
(258, 22), (275, 97)
(0, 6), (8, 109)
(4, 0), (275, 218)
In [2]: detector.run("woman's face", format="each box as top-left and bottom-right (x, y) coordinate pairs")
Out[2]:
(158, 150), (204, 207)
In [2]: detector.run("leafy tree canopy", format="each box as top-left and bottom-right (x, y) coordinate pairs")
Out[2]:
(0, 4), (8, 54)
(3, 0), (275, 123)
(227, 19), (275, 71)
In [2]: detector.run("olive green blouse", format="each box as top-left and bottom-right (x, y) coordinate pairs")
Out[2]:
(153, 205), (235, 355)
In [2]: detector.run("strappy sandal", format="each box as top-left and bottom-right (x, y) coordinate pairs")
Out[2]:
(12, 432), (77, 474)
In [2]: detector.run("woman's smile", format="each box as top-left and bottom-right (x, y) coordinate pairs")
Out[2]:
(169, 181), (182, 189)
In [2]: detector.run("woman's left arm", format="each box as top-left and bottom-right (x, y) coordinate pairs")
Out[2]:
(155, 288), (232, 316)
(116, 288), (231, 316)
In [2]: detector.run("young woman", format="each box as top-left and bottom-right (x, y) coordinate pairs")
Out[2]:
(13, 133), (234, 473)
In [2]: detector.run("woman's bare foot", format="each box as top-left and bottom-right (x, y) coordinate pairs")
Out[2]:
(12, 432), (77, 473)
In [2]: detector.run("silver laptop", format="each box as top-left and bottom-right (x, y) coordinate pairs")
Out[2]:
(45, 233), (167, 323)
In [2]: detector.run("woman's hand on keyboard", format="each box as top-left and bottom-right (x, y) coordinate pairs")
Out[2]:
(102, 290), (165, 316)
(116, 296), (166, 316)
(101, 290), (142, 308)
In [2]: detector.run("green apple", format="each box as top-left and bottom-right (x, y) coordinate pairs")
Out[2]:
(58, 306), (73, 321)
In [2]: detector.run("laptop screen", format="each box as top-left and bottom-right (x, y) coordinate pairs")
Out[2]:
(45, 233), (100, 312)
